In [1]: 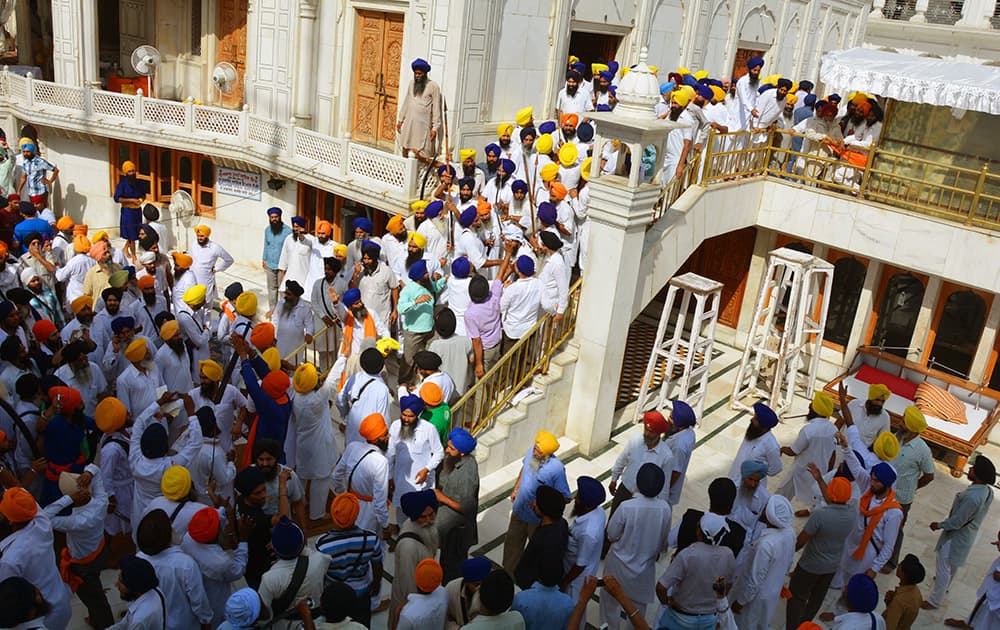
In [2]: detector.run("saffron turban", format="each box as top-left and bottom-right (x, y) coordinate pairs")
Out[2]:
(420, 382), (443, 406)
(95, 397), (127, 433)
(535, 430), (559, 456)
(250, 322), (276, 349)
(330, 493), (360, 528)
(188, 507), (220, 543)
(261, 371), (290, 404)
(199, 359), (223, 383)
(360, 413), (387, 441)
(124, 338), (148, 363)
(415, 558), (443, 593)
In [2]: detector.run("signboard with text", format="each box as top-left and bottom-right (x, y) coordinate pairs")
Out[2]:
(216, 166), (262, 201)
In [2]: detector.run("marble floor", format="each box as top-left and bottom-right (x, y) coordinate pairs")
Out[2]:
(66, 338), (999, 630)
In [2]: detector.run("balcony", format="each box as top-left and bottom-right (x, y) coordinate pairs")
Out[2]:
(0, 70), (420, 210)
(865, 0), (1000, 61)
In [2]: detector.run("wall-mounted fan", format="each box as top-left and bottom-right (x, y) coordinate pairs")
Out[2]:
(211, 61), (239, 106)
(131, 44), (162, 97)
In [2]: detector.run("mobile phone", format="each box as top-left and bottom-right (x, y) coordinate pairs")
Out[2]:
(596, 579), (605, 587)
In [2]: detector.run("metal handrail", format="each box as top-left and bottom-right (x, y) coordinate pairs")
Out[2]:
(450, 278), (584, 435)
(281, 322), (339, 373)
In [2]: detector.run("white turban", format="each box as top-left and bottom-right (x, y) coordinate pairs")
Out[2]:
(139, 251), (156, 265)
(765, 494), (794, 528)
(700, 512), (730, 545)
(19, 267), (38, 285)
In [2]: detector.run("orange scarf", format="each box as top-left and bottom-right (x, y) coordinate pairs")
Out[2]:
(851, 488), (901, 560)
(60, 536), (106, 592)
(340, 311), (377, 357)
(221, 299), (236, 322)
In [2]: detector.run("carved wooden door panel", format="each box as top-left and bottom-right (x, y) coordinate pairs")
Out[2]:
(678, 227), (757, 328)
(352, 10), (403, 149)
(217, 0), (248, 107)
(731, 47), (766, 81)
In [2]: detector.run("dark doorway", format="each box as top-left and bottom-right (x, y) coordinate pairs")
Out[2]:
(731, 47), (766, 81)
(568, 31), (622, 79)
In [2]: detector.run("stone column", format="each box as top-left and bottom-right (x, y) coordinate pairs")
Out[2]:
(292, 0), (318, 128)
(969, 299), (1000, 383)
(81, 0), (100, 87)
(957, 0), (995, 27)
(564, 178), (659, 456)
(908, 276), (941, 363)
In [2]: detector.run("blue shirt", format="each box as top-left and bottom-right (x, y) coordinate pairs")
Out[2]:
(262, 223), (292, 270)
(512, 448), (571, 524)
(12, 216), (54, 253)
(791, 107), (814, 154)
(512, 582), (575, 630)
(21, 155), (55, 196)
(113, 177), (149, 207)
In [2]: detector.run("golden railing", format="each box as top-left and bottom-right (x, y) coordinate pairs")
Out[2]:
(450, 278), (584, 435)
(281, 322), (339, 373)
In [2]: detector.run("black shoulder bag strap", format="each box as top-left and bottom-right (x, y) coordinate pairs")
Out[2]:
(155, 588), (167, 630)
(396, 532), (424, 546)
(272, 555), (309, 619)
(351, 377), (376, 404)
(5, 402), (42, 460)
(168, 499), (189, 524)
(347, 449), (376, 494)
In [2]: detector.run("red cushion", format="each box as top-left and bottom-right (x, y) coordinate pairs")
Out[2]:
(854, 364), (919, 401)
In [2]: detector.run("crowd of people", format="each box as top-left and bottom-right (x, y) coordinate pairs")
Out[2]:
(0, 52), (992, 630)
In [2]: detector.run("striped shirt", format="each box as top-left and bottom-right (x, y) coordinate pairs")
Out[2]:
(21, 156), (55, 196)
(315, 526), (383, 592)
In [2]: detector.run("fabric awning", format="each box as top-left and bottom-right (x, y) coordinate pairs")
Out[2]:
(820, 47), (1000, 115)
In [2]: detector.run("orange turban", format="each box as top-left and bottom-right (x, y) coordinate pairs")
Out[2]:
(420, 382), (443, 407)
(137, 275), (156, 290)
(0, 487), (37, 523)
(359, 413), (387, 442)
(316, 220), (333, 237)
(330, 493), (360, 529)
(477, 199), (492, 217)
(56, 216), (74, 231)
(826, 477), (852, 504)
(261, 371), (290, 404)
(415, 558), (443, 593)
(386, 215), (405, 234)
(188, 507), (221, 543)
(171, 252), (193, 269)
(560, 113), (579, 127)
(48, 386), (84, 416)
(73, 223), (88, 236)
(250, 322), (276, 350)
(549, 182), (568, 202)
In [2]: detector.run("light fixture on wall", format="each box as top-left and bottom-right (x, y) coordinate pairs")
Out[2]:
(267, 177), (285, 191)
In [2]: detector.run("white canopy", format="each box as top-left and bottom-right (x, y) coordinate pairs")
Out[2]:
(820, 47), (1000, 115)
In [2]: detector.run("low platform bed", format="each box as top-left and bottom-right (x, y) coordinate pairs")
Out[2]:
(823, 347), (1000, 477)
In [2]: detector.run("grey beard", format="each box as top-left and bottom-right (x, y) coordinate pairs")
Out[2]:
(399, 421), (417, 441)
(72, 364), (91, 385)
(281, 300), (295, 317)
(528, 454), (548, 472)
(443, 453), (459, 474)
(140, 358), (154, 371)
(413, 77), (427, 96)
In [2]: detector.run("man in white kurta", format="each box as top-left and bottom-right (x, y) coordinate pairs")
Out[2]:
(290, 365), (339, 521)
(189, 226), (234, 303)
(777, 392), (838, 512)
(56, 247), (96, 305)
(735, 57), (764, 131)
(116, 345), (165, 418)
(188, 363), (247, 454)
(731, 495), (797, 630)
(176, 290), (211, 381)
(336, 349), (392, 445)
(847, 383), (891, 448)
(728, 402), (783, 489)
(563, 477), (606, 602)
(277, 217), (316, 295)
(332, 422), (390, 537)
(271, 280), (314, 358)
(180, 516), (248, 628)
(387, 399), (444, 524)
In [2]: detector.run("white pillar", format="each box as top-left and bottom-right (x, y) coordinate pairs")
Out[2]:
(292, 0), (318, 127)
(565, 178), (658, 456)
(909, 276), (941, 363)
(81, 0), (100, 87)
(957, 0), (995, 27)
(909, 0), (929, 22)
(969, 299), (1000, 383)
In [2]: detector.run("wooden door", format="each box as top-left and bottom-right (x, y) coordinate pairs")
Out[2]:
(731, 47), (765, 81)
(677, 227), (757, 328)
(217, 0), (248, 108)
(352, 10), (403, 149)
(120, 0), (153, 76)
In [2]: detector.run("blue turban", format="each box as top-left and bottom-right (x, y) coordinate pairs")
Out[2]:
(271, 516), (305, 559)
(599, 70), (615, 82)
(758, 84), (775, 94)
(438, 164), (456, 178)
(777, 78), (793, 90)
(519, 126), (536, 141)
(570, 62), (585, 74)
(609, 86), (617, 96)
(400, 394), (426, 416)
(596, 104), (613, 112)
(696, 84), (714, 101)
(21, 143), (36, 153)
(224, 588), (261, 629)
(458, 176), (475, 190)
(485, 143), (502, 157)
(448, 427), (477, 454)
(361, 240), (381, 256)
(290, 215), (306, 227)
(424, 200), (443, 218)
(266, 207), (282, 216)
(451, 256), (471, 279)
(740, 459), (770, 479)
(516, 255), (535, 276)
(352, 217), (373, 234)
(459, 207), (477, 228)
(408, 259), (428, 281)
(636, 462), (666, 497)
(537, 202), (557, 226)
(124, 265), (136, 278)
(753, 402), (778, 430)
(111, 316), (135, 334)
(747, 56), (765, 70)
(119, 555), (159, 593)
(400, 489), (438, 521)
(499, 158), (516, 175)
(462, 556), (492, 583)
(682, 74), (700, 88)
(538, 121), (557, 135)
(671, 400), (696, 427)
(804, 94), (817, 107)
(511, 180), (528, 194)
(846, 573), (879, 613)
(659, 81), (675, 94)
(607, 61), (619, 74)
(411, 58), (431, 73)
(698, 77), (711, 86)
(577, 122), (594, 143)
(708, 78), (724, 88)
(576, 476), (606, 508)
(342, 287), (362, 307)
(829, 93), (842, 103)
(871, 462), (897, 487)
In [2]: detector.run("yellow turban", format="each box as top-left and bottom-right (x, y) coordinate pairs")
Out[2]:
(183, 284), (207, 306)
(161, 465), (192, 501)
(459, 149), (476, 162)
(868, 383), (891, 401)
(903, 406), (927, 434)
(693, 70), (708, 80)
(408, 231), (427, 249)
(591, 63), (608, 75)
(497, 123), (514, 138)
(873, 431), (900, 461)
(261, 347), (281, 372)
(235, 292), (257, 317)
(535, 134), (554, 155)
(70, 295), (94, 314)
(785, 93), (798, 106)
(710, 86), (726, 103)
(194, 225), (211, 237)
(92, 230), (108, 243)
(73, 236), (91, 254)
(811, 391), (834, 417)
(95, 397), (127, 434)
(540, 162), (559, 182)
(535, 430), (559, 456)
(515, 106), (533, 127)
(18, 136), (33, 149)
(124, 338), (148, 363)
(672, 88), (692, 108)
(386, 215), (405, 234)
(122, 160), (136, 174)
(199, 359), (224, 382)
(56, 216), (74, 231)
(761, 73), (781, 87)
(333, 244), (348, 257)
(293, 363), (318, 393)
(580, 156), (593, 181)
(677, 66), (691, 76)
(376, 337), (400, 355)
(172, 252), (193, 269)
(567, 55), (579, 64)
(160, 320), (180, 341)
(558, 143), (578, 168)
(648, 65), (659, 75)
(410, 199), (429, 212)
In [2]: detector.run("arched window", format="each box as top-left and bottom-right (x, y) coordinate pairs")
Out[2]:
(928, 290), (988, 378)
(871, 273), (925, 357)
(824, 257), (867, 347)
